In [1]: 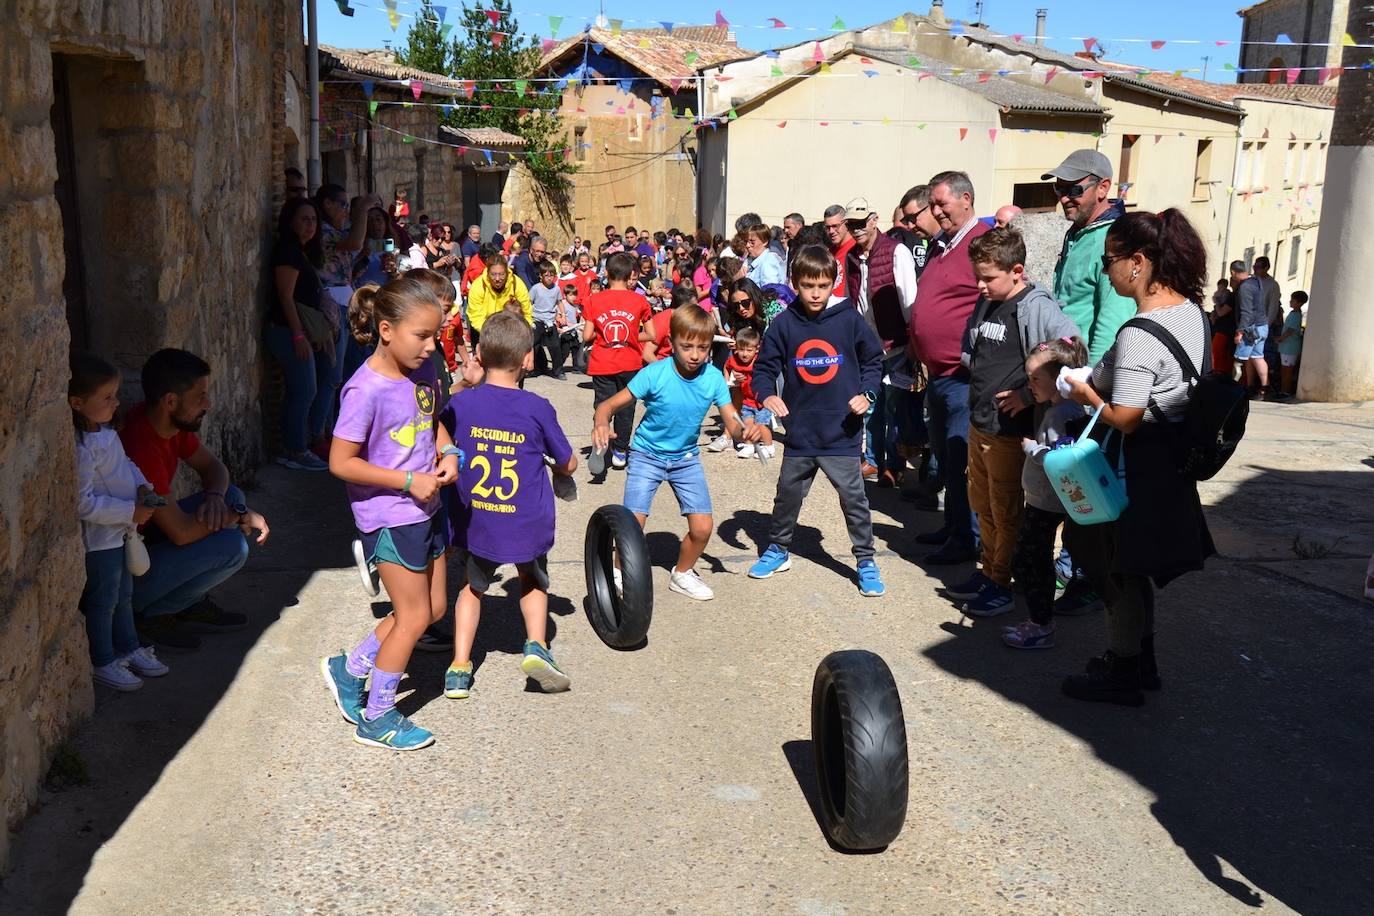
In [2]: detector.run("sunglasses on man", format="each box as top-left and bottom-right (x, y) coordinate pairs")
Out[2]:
(1054, 176), (1101, 199)
(900, 206), (929, 227)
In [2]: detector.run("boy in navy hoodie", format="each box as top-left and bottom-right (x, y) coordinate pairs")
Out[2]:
(748, 245), (887, 596)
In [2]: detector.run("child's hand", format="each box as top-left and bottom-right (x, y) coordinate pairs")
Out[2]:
(435, 453), (461, 485)
(847, 395), (869, 415)
(762, 395), (788, 418)
(591, 422), (614, 452)
(132, 502), (156, 525)
(460, 359), (485, 388)
(995, 388), (1030, 417)
(408, 472), (441, 503)
(740, 420), (764, 443)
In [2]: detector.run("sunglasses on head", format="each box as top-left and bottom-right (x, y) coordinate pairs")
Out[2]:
(1055, 176), (1100, 199)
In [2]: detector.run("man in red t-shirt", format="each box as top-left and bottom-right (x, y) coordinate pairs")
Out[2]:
(119, 349), (270, 651)
(823, 203), (857, 298)
(582, 252), (653, 471)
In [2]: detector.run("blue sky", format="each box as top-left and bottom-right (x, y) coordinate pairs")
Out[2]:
(317, 0), (1247, 82)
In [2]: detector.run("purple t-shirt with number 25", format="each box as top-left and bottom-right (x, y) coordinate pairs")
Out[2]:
(442, 385), (573, 564)
(334, 360), (440, 533)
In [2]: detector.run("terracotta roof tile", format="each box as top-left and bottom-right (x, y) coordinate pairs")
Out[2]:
(321, 45), (466, 94)
(536, 27), (751, 86)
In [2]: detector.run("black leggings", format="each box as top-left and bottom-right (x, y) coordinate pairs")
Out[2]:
(592, 370), (637, 451)
(1011, 505), (1064, 625)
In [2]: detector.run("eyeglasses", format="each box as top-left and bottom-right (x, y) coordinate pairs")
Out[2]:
(1100, 252), (1131, 271)
(900, 207), (929, 226)
(1054, 176), (1100, 199)
(845, 220), (869, 233)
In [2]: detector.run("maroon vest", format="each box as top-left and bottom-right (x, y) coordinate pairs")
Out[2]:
(846, 232), (905, 347)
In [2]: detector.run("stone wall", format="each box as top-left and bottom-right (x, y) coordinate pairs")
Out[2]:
(1, 0), (288, 869)
(1239, 0), (1349, 84)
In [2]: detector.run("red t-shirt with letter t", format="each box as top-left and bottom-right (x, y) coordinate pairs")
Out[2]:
(585, 289), (651, 376)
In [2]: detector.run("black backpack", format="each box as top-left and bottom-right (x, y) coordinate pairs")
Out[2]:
(1122, 315), (1248, 481)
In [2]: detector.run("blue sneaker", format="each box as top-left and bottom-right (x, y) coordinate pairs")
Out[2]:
(748, 544), (792, 579)
(320, 654), (365, 725)
(444, 665), (474, 699)
(353, 707), (435, 751)
(963, 582), (1015, 617)
(857, 560), (885, 597)
(946, 571), (992, 601)
(520, 640), (571, 693)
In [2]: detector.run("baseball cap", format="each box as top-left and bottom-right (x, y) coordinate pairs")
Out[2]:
(844, 198), (874, 222)
(1041, 149), (1113, 182)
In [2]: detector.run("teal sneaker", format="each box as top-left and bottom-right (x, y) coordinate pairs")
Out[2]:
(857, 560), (886, 597)
(353, 707), (435, 751)
(748, 544), (792, 579)
(520, 640), (571, 693)
(444, 665), (474, 699)
(320, 654), (365, 725)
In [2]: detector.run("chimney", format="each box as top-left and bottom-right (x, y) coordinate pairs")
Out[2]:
(929, 1), (946, 27)
(1035, 9), (1047, 45)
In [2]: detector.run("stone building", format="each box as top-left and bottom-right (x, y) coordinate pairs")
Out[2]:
(2, 0), (303, 867)
(1237, 0), (1350, 85)
(535, 27), (750, 242)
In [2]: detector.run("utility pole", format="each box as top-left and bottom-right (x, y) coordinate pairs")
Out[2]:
(1201, 55), (1210, 81)
(1298, 2), (1374, 400)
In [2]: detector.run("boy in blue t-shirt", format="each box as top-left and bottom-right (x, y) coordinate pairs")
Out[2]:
(748, 244), (887, 597)
(592, 305), (758, 600)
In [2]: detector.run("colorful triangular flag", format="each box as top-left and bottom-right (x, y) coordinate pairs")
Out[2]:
(492, 32), (504, 48)
(768, 18), (786, 28)
(959, 127), (968, 141)
(715, 10), (728, 28)
(831, 16), (845, 30)
(410, 80), (423, 100)
(1150, 40), (1166, 50)
(485, 9), (500, 25)
(548, 14), (562, 36)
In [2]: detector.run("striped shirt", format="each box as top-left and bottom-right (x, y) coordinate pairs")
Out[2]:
(1091, 302), (1207, 423)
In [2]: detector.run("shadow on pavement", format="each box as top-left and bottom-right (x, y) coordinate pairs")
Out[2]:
(920, 468), (1374, 913)
(718, 509), (856, 583)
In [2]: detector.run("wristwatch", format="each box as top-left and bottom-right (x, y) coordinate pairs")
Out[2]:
(228, 500), (249, 526)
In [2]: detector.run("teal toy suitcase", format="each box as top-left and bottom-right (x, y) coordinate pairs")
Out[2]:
(1042, 405), (1128, 525)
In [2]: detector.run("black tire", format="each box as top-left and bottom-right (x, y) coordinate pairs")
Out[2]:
(583, 504), (653, 649)
(810, 650), (908, 851)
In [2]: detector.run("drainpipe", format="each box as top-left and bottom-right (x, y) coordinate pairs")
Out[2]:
(1035, 9), (1047, 45)
(307, 0), (321, 192)
(1220, 113), (1247, 273)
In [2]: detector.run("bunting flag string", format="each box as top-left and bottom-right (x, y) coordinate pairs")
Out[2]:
(328, 0), (1372, 50)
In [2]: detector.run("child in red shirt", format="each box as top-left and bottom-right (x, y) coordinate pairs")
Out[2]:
(719, 325), (775, 460)
(582, 252), (653, 473)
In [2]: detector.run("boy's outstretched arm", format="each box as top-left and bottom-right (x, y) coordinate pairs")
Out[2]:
(719, 403), (761, 443)
(591, 388), (636, 451)
(753, 323), (787, 417)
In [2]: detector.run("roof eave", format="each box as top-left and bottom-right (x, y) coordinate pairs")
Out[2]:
(1104, 76), (1243, 117)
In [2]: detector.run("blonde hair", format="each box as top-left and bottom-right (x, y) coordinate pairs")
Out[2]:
(348, 275), (443, 346)
(669, 304), (716, 344)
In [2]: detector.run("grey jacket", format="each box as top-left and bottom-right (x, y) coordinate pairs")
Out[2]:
(1022, 399), (1089, 512)
(960, 281), (1083, 371)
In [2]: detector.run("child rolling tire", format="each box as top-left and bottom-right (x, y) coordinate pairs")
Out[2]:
(583, 504), (653, 649)
(810, 649), (908, 851)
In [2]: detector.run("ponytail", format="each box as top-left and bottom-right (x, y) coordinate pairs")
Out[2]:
(348, 276), (443, 347)
(1106, 209), (1208, 306)
(1030, 335), (1089, 375)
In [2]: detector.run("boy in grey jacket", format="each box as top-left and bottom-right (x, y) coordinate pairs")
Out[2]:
(947, 227), (1081, 617)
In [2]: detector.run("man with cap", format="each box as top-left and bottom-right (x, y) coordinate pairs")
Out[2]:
(1044, 149), (1135, 365)
(1043, 149), (1134, 615)
(846, 199), (919, 486)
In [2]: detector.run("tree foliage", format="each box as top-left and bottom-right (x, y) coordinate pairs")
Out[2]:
(397, 0), (573, 190)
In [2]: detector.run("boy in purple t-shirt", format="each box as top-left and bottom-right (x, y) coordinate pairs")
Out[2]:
(439, 312), (579, 698)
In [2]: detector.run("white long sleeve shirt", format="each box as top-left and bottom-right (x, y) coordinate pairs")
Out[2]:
(76, 427), (150, 552)
(856, 244), (919, 354)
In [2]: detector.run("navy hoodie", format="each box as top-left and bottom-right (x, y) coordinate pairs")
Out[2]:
(753, 298), (884, 457)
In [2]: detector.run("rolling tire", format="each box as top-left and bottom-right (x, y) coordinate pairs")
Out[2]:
(810, 650), (908, 851)
(583, 504), (653, 649)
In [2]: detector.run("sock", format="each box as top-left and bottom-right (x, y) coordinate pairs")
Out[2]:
(345, 632), (382, 677)
(447, 661), (472, 673)
(525, 639), (546, 652)
(364, 668), (403, 721)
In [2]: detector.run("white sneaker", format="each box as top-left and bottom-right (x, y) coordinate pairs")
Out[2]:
(669, 568), (714, 601)
(756, 444), (777, 461)
(770, 416), (784, 434)
(352, 538), (380, 597)
(123, 646), (169, 677)
(92, 660), (143, 692)
(612, 567), (623, 598)
(706, 433), (732, 453)
(736, 443), (756, 459)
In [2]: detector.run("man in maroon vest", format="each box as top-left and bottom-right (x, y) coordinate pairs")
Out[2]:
(845, 200), (917, 486)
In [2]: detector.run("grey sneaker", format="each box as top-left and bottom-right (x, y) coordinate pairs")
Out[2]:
(588, 447), (607, 476)
(552, 472), (578, 502)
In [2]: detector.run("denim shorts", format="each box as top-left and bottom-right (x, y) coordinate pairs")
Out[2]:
(1234, 323), (1268, 361)
(741, 403), (774, 426)
(360, 514), (447, 571)
(623, 449), (713, 516)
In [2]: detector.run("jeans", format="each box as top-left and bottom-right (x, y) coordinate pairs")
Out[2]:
(592, 371), (638, 453)
(265, 324), (335, 454)
(863, 383), (909, 472)
(134, 486), (250, 620)
(924, 374), (978, 549)
(767, 455), (875, 561)
(622, 449), (713, 516)
(323, 286), (353, 394)
(81, 546), (140, 666)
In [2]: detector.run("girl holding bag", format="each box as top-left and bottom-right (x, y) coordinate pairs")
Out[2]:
(70, 353), (170, 691)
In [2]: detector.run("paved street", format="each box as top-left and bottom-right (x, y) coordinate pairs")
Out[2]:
(3, 377), (1372, 915)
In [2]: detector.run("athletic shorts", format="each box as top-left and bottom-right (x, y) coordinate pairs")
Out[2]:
(623, 449), (712, 516)
(360, 514), (447, 572)
(741, 403), (774, 427)
(453, 547), (550, 594)
(1234, 324), (1268, 361)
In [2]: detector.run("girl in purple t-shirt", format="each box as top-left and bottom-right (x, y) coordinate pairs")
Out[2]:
(321, 276), (461, 752)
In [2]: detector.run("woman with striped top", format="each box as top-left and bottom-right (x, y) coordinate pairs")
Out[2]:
(1060, 209), (1216, 706)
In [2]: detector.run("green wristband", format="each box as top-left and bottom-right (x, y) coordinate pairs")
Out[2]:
(402, 471), (413, 494)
